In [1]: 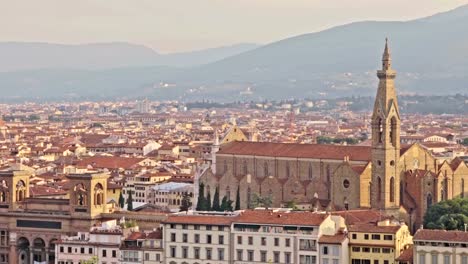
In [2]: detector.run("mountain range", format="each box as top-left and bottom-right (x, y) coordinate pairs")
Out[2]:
(1, 4), (468, 101)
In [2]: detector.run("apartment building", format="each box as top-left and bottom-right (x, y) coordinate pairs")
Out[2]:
(55, 220), (124, 264)
(413, 229), (468, 264)
(348, 219), (413, 264)
(163, 209), (348, 264)
(163, 212), (237, 264)
(120, 230), (164, 264)
(232, 210), (346, 264)
(150, 182), (194, 212)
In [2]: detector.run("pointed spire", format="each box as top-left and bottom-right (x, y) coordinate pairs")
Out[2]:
(382, 38), (391, 70)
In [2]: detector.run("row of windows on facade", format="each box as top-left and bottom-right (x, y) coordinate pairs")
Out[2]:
(59, 247), (117, 258)
(170, 233), (317, 251)
(351, 259), (392, 264)
(351, 233), (394, 241)
(418, 253), (467, 264)
(414, 240), (468, 248)
(351, 247), (393, 254)
(168, 224), (226, 231)
(222, 159), (332, 181)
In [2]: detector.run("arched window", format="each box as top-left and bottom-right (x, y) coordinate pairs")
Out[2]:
(389, 177), (395, 202)
(390, 117), (397, 147)
(426, 193), (433, 209)
(308, 164), (313, 180)
(462, 179), (465, 198)
(94, 183), (104, 206)
(378, 118), (383, 143)
(263, 162), (269, 177)
(16, 180), (26, 202)
(74, 183), (87, 206)
(440, 188), (445, 201)
(0, 192), (5, 202)
(377, 177), (382, 202)
(243, 160), (248, 175)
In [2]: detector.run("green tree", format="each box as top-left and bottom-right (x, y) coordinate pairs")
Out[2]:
(220, 196), (234, 211)
(423, 198), (468, 231)
(212, 187), (220, 211)
(196, 182), (206, 211)
(179, 193), (192, 212)
(118, 192), (125, 208)
(249, 193), (273, 209)
(235, 186), (241, 210)
(206, 191), (212, 211)
(127, 190), (134, 211)
(286, 200), (298, 210)
(462, 138), (468, 146)
(82, 256), (99, 264)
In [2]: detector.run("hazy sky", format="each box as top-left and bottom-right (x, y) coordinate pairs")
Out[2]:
(1, 0), (468, 53)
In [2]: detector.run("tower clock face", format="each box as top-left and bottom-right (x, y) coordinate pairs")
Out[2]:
(413, 159), (419, 169)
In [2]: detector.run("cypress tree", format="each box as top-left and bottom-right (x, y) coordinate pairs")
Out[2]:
(206, 191), (212, 211)
(118, 192), (125, 208)
(127, 190), (133, 211)
(235, 186), (241, 210)
(220, 196), (228, 211)
(196, 182), (205, 211)
(212, 187), (220, 211)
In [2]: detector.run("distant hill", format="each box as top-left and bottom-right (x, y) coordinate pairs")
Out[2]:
(1, 4), (468, 101)
(0, 42), (259, 71)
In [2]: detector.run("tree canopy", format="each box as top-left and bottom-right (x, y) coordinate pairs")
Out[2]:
(423, 197), (468, 231)
(179, 193), (192, 212)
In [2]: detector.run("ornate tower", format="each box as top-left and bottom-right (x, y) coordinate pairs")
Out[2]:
(371, 39), (401, 210)
(0, 170), (31, 211)
(67, 172), (109, 219)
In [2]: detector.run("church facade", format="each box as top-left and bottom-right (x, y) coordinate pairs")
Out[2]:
(199, 40), (468, 231)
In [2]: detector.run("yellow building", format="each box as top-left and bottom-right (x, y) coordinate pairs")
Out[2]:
(348, 219), (413, 264)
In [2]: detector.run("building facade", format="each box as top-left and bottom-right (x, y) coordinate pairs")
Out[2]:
(199, 40), (468, 231)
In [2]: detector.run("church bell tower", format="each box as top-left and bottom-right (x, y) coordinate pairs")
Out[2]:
(371, 39), (401, 210)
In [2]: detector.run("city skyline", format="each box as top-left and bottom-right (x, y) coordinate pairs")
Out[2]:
(1, 0), (468, 53)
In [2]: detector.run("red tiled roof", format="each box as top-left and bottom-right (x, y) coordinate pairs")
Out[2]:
(348, 224), (401, 234)
(76, 156), (145, 170)
(396, 245), (413, 262)
(318, 232), (347, 244)
(164, 215), (235, 226)
(331, 210), (387, 225)
(235, 210), (328, 226)
(414, 229), (468, 243)
(217, 141), (371, 161)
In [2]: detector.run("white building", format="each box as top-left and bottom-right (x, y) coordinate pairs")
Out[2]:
(163, 211), (235, 264)
(413, 229), (468, 264)
(55, 220), (127, 264)
(163, 209), (347, 264)
(120, 230), (164, 264)
(150, 182), (194, 212)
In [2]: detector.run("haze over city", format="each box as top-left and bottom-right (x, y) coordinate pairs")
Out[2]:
(0, 2), (468, 264)
(1, 0), (468, 52)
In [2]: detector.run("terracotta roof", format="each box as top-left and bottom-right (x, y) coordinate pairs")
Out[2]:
(331, 210), (387, 225)
(414, 229), (468, 243)
(396, 245), (413, 262)
(76, 156), (145, 170)
(217, 141), (371, 161)
(126, 232), (146, 240)
(348, 224), (401, 234)
(164, 214), (235, 226)
(235, 210), (328, 226)
(318, 232), (347, 244)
